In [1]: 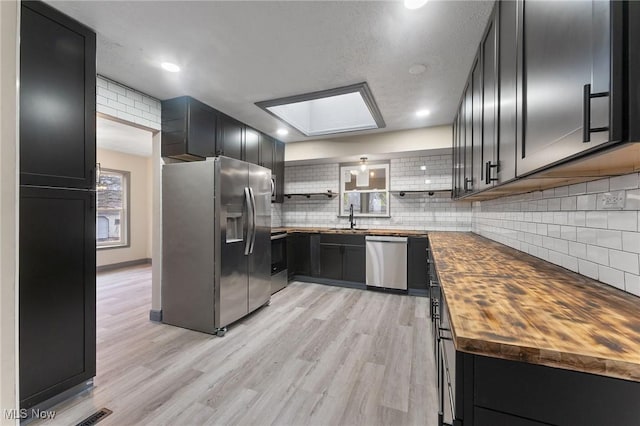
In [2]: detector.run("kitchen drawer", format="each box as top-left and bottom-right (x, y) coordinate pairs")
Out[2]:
(474, 407), (547, 426)
(319, 234), (365, 246)
(474, 355), (640, 426)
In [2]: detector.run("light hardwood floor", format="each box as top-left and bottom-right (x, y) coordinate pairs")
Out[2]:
(37, 265), (438, 426)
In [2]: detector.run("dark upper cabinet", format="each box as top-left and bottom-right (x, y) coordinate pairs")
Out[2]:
(217, 114), (244, 161)
(244, 127), (260, 165)
(260, 134), (275, 172)
(463, 83), (474, 194)
(274, 139), (285, 203)
(497, 0), (517, 183)
(161, 96), (217, 160)
(20, 1), (96, 189)
(19, 186), (96, 409)
(471, 53), (483, 193)
(517, 0), (622, 176)
(480, 12), (499, 189)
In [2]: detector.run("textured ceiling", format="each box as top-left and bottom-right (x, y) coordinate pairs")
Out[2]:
(49, 0), (494, 143)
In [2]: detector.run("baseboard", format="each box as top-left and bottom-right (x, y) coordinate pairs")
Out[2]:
(20, 379), (93, 424)
(96, 258), (151, 272)
(149, 309), (163, 322)
(408, 288), (429, 297)
(292, 275), (367, 290)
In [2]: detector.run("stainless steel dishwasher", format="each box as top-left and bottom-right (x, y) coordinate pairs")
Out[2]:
(365, 236), (408, 290)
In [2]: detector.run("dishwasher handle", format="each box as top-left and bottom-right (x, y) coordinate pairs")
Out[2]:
(365, 235), (408, 243)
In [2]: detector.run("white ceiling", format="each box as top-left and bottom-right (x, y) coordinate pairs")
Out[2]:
(50, 0), (494, 143)
(97, 117), (153, 157)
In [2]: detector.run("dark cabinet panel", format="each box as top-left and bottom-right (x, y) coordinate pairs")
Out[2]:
(288, 233), (311, 277)
(274, 139), (285, 203)
(463, 83), (474, 194)
(19, 186), (96, 409)
(217, 115), (244, 160)
(20, 2), (96, 189)
(518, 0), (617, 175)
(474, 407), (547, 426)
(481, 14), (498, 189)
(407, 237), (428, 292)
(471, 54), (482, 193)
(319, 244), (343, 281)
(244, 127), (260, 165)
(260, 134), (275, 172)
(161, 96), (217, 160)
(342, 246), (365, 283)
(497, 0), (517, 183)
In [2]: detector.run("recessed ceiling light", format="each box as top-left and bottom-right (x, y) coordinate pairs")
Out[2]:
(277, 128), (289, 136)
(404, 0), (428, 10)
(409, 64), (427, 75)
(416, 109), (431, 117)
(420, 165), (427, 171)
(256, 82), (385, 137)
(161, 62), (180, 73)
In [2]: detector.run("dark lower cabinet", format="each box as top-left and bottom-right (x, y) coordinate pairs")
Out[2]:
(319, 244), (343, 281)
(342, 246), (365, 283)
(407, 237), (428, 295)
(287, 233), (311, 279)
(19, 187), (96, 410)
(20, 1), (96, 189)
(474, 408), (547, 426)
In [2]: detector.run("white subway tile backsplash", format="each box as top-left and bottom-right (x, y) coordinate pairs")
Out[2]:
(609, 173), (639, 191)
(586, 244), (609, 265)
(625, 273), (640, 296)
(598, 265), (625, 289)
(595, 229), (622, 250)
(474, 172), (640, 296)
(586, 178), (609, 194)
(96, 75), (161, 130)
(609, 250), (639, 274)
(607, 211), (638, 232)
(585, 211), (607, 228)
(578, 259), (599, 280)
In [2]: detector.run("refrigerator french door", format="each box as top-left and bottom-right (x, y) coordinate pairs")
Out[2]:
(162, 156), (271, 335)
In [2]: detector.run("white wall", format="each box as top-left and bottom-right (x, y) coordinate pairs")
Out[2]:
(0, 0), (19, 422)
(282, 153), (472, 231)
(285, 125), (452, 162)
(473, 173), (640, 297)
(96, 148), (152, 267)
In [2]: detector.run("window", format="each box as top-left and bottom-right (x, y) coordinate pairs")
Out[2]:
(339, 162), (390, 217)
(96, 169), (129, 249)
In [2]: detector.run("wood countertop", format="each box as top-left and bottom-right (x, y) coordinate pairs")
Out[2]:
(271, 227), (428, 237)
(428, 232), (640, 382)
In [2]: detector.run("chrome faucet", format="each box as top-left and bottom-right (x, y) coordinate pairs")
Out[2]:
(349, 204), (356, 229)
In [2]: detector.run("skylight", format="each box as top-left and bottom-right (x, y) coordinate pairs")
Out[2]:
(256, 82), (385, 137)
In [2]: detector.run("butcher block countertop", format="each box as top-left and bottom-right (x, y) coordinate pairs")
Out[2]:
(428, 232), (640, 382)
(271, 227), (428, 237)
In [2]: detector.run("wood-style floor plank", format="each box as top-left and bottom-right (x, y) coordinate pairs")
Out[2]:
(33, 265), (437, 426)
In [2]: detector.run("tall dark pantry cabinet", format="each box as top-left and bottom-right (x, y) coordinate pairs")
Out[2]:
(19, 1), (96, 410)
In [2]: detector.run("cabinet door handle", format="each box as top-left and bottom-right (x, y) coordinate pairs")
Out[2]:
(485, 161), (498, 185)
(582, 83), (609, 143)
(463, 178), (472, 192)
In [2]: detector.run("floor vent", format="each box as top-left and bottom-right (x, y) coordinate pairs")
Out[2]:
(75, 408), (113, 426)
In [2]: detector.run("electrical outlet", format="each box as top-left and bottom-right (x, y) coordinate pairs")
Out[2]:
(600, 191), (625, 210)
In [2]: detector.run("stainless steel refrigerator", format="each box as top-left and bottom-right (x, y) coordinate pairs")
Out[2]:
(162, 156), (271, 336)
